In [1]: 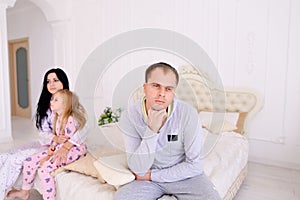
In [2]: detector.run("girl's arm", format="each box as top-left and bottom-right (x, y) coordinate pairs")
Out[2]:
(52, 134), (69, 144)
(52, 116), (82, 166)
(68, 121), (89, 146)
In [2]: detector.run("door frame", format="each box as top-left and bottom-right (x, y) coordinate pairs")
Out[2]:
(8, 37), (31, 118)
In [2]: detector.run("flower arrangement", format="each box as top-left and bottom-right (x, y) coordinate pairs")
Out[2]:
(98, 107), (122, 126)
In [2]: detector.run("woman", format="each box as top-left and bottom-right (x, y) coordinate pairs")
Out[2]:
(0, 68), (88, 199)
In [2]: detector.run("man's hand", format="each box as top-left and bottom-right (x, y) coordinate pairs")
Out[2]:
(148, 104), (167, 133)
(134, 171), (151, 181)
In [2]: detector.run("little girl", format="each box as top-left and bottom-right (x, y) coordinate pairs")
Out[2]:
(7, 89), (87, 200)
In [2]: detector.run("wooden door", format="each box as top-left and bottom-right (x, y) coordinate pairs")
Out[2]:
(9, 38), (31, 118)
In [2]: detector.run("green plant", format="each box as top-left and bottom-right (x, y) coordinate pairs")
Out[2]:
(98, 107), (121, 126)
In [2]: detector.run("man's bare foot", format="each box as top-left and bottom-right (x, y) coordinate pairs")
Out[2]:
(6, 189), (30, 200)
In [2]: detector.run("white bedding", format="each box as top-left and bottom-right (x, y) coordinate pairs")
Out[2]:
(204, 132), (248, 198)
(52, 131), (248, 200)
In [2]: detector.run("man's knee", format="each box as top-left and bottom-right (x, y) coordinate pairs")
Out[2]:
(114, 181), (163, 200)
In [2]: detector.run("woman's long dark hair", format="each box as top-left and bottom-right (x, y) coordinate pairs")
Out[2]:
(35, 68), (69, 130)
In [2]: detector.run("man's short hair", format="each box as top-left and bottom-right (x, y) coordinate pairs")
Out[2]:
(145, 62), (179, 85)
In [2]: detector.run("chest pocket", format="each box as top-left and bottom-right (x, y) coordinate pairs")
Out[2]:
(166, 132), (183, 155)
(167, 134), (178, 142)
(154, 131), (184, 168)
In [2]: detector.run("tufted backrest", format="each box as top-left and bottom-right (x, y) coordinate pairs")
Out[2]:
(177, 66), (263, 137)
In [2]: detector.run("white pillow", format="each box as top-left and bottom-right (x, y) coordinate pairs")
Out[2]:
(93, 154), (135, 187)
(199, 111), (239, 133)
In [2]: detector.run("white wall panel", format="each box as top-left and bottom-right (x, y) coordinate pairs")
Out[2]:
(261, 0), (290, 141)
(234, 0), (269, 89)
(202, 0), (219, 66)
(218, 0), (238, 86)
(5, 0), (300, 169)
(284, 0), (300, 146)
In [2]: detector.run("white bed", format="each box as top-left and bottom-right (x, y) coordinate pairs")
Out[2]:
(16, 65), (263, 200)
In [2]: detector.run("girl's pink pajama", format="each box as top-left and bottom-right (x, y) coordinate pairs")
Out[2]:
(21, 116), (87, 200)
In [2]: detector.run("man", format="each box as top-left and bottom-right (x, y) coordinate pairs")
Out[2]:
(115, 62), (220, 200)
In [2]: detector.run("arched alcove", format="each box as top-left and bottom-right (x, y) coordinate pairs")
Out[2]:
(28, 0), (71, 22)
(0, 0), (71, 142)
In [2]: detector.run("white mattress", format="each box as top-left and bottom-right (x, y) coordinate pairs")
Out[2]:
(51, 131), (248, 200)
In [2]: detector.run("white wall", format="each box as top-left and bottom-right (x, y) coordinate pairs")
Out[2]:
(6, 0), (300, 169)
(7, 0), (54, 117)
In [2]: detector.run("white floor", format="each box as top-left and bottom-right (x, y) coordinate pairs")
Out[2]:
(0, 117), (39, 153)
(1, 117), (300, 200)
(235, 163), (300, 200)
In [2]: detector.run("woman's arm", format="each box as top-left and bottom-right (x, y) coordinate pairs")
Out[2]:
(38, 109), (55, 145)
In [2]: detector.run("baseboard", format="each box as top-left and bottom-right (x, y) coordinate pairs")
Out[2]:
(249, 156), (300, 170)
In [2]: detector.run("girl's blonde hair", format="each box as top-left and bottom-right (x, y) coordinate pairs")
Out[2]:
(53, 89), (87, 135)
